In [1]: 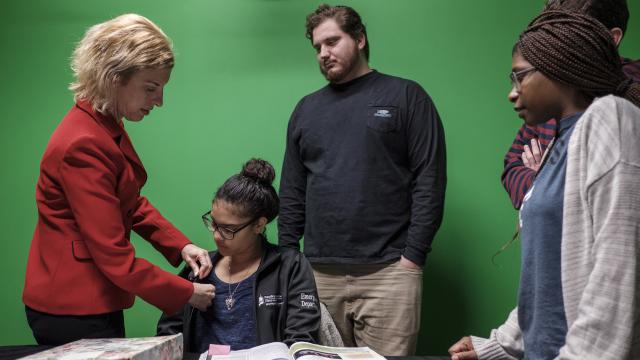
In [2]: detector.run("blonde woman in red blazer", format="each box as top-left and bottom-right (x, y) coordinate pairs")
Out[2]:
(23, 14), (215, 345)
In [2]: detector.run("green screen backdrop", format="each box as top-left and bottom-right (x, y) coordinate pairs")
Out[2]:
(1, 0), (638, 355)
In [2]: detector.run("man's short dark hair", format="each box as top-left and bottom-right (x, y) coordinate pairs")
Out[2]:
(544, 0), (629, 34)
(305, 4), (370, 60)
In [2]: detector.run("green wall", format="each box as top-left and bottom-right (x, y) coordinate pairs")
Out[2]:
(1, 0), (638, 355)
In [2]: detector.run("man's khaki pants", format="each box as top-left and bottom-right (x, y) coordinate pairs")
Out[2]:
(313, 261), (423, 356)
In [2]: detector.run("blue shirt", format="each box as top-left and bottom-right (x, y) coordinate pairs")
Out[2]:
(193, 270), (257, 352)
(518, 112), (582, 360)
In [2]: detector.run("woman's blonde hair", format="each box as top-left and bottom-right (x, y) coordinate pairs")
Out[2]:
(69, 14), (174, 115)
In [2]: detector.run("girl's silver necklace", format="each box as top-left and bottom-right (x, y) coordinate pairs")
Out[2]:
(225, 259), (252, 311)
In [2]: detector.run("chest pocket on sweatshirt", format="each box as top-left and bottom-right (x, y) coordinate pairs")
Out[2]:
(365, 105), (406, 166)
(367, 106), (398, 133)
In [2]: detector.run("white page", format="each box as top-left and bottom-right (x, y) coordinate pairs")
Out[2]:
(289, 342), (386, 360)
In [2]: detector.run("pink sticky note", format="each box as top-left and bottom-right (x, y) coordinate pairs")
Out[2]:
(209, 344), (231, 356)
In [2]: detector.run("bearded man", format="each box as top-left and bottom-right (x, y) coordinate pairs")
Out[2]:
(278, 4), (447, 356)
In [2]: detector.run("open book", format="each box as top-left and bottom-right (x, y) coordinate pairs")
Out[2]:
(198, 342), (386, 360)
(20, 334), (182, 360)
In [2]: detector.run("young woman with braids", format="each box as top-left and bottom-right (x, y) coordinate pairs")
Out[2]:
(449, 10), (640, 360)
(501, 0), (640, 210)
(157, 159), (321, 352)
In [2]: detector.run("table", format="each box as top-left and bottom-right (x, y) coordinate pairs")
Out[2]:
(0, 346), (450, 360)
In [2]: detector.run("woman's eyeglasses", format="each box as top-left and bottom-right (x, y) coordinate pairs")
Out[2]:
(510, 67), (537, 92)
(201, 211), (256, 240)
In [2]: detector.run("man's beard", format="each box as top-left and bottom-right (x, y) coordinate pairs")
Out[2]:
(320, 50), (360, 83)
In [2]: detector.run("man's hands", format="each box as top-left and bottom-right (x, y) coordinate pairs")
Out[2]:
(448, 336), (478, 360)
(181, 244), (213, 279)
(399, 255), (422, 270)
(522, 138), (544, 172)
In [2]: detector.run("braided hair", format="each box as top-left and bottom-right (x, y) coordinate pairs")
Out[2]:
(543, 0), (629, 34)
(214, 158), (279, 223)
(517, 10), (640, 107)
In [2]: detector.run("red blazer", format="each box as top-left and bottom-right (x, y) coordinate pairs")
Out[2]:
(23, 101), (193, 316)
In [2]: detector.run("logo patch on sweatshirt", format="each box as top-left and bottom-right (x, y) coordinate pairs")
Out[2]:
(373, 109), (393, 118)
(258, 294), (283, 307)
(300, 293), (318, 310)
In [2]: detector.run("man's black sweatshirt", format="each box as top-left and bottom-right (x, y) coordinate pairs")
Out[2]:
(278, 70), (446, 266)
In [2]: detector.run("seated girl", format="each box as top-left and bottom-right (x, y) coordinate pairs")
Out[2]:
(158, 159), (320, 352)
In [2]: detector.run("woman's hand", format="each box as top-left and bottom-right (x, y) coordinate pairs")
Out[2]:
(189, 283), (215, 311)
(448, 336), (478, 360)
(181, 244), (213, 279)
(522, 138), (544, 172)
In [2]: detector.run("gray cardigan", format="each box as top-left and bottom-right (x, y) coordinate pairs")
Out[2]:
(471, 95), (640, 360)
